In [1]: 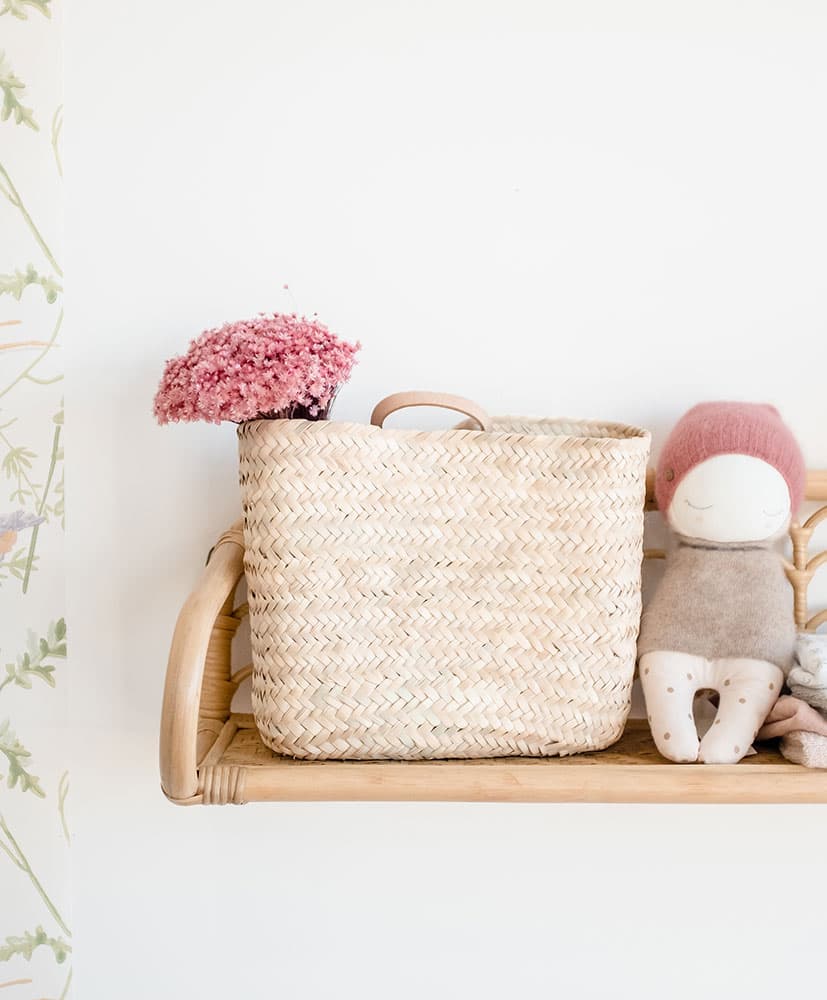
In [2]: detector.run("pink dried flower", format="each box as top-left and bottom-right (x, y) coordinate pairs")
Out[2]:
(153, 313), (360, 424)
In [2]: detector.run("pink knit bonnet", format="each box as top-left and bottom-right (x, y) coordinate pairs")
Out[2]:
(656, 402), (805, 515)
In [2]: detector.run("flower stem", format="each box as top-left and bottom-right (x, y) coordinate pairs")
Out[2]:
(0, 308), (62, 401)
(51, 106), (63, 179)
(0, 814), (71, 937)
(22, 419), (60, 593)
(0, 835), (22, 870)
(59, 967), (72, 1000)
(0, 163), (62, 277)
(57, 771), (71, 846)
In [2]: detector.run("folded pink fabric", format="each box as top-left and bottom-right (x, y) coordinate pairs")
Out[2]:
(757, 695), (827, 740)
(756, 696), (827, 768)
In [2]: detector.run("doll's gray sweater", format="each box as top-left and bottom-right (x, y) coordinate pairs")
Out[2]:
(637, 538), (796, 672)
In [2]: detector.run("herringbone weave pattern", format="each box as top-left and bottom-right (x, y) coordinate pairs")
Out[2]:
(238, 416), (650, 759)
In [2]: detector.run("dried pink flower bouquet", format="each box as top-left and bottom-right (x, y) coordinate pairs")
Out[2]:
(154, 313), (360, 425)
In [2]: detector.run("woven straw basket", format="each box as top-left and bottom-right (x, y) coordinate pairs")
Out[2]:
(238, 392), (650, 761)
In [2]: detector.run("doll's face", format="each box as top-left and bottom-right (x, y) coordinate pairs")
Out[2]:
(667, 454), (792, 544)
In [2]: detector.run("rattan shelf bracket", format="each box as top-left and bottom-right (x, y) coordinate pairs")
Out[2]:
(160, 521), (245, 805)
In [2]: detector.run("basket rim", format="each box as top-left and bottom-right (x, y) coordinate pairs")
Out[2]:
(237, 415), (651, 448)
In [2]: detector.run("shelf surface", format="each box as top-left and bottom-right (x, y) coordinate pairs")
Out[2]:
(193, 716), (827, 805)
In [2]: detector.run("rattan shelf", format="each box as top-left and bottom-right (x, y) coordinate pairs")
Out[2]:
(191, 714), (824, 804)
(160, 470), (827, 805)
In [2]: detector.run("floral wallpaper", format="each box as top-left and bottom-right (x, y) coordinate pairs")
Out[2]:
(0, 1), (70, 998)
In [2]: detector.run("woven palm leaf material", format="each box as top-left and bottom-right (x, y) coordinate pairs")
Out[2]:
(238, 414), (650, 760)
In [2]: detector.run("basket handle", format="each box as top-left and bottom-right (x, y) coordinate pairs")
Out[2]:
(370, 391), (491, 431)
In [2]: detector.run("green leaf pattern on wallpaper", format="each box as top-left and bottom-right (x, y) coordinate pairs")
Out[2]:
(0, 0), (69, 997)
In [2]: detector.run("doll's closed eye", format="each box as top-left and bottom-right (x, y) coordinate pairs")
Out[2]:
(684, 499), (713, 511)
(763, 507), (786, 517)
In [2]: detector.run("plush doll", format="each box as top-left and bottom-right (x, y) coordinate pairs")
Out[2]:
(638, 402), (806, 764)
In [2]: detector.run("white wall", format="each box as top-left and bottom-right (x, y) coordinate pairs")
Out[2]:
(65, 2), (827, 999)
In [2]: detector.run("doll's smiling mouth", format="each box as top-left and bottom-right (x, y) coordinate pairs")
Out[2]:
(684, 500), (713, 511)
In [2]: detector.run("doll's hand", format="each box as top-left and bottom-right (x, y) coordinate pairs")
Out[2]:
(757, 695), (827, 740)
(0, 530), (17, 557)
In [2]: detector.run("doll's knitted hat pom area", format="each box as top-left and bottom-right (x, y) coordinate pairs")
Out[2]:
(655, 401), (806, 514)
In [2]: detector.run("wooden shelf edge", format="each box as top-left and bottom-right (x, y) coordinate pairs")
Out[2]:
(238, 768), (827, 805)
(174, 761), (827, 806)
(169, 717), (827, 806)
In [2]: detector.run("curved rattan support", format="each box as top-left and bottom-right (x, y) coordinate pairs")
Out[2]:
(788, 491), (827, 631)
(160, 522), (245, 804)
(807, 609), (827, 632)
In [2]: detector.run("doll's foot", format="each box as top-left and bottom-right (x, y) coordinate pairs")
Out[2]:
(697, 739), (744, 765)
(698, 657), (783, 764)
(656, 738), (700, 764)
(639, 651), (702, 762)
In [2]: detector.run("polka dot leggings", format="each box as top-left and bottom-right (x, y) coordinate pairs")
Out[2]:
(639, 650), (783, 764)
